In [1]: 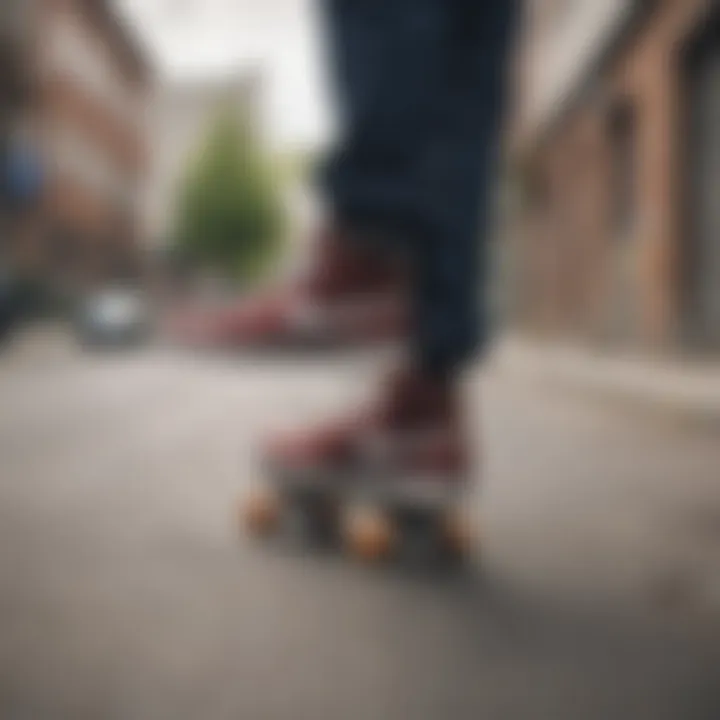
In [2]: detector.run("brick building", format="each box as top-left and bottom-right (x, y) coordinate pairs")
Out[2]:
(2, 0), (151, 287)
(0, 3), (32, 120)
(511, 0), (720, 354)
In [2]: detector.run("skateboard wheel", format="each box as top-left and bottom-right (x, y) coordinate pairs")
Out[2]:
(242, 488), (282, 537)
(344, 506), (394, 562)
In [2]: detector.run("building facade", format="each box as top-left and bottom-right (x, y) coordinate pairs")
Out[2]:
(511, 0), (720, 354)
(1, 1), (36, 224)
(3, 0), (150, 286)
(0, 2), (33, 119)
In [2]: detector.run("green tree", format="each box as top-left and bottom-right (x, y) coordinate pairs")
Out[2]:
(174, 108), (285, 284)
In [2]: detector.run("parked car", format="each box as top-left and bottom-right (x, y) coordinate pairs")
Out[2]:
(75, 286), (151, 348)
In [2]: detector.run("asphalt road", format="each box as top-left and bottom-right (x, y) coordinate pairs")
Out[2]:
(0, 330), (719, 719)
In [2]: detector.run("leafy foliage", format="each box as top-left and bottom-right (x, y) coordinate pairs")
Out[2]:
(174, 109), (285, 283)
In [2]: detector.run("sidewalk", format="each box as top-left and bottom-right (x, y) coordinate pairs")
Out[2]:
(492, 335), (720, 425)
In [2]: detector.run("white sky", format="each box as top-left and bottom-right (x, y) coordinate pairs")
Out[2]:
(120, 0), (334, 149)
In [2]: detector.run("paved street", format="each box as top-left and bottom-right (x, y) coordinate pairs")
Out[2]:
(1, 330), (719, 719)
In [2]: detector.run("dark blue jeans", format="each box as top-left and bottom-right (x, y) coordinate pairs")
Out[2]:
(321, 0), (518, 372)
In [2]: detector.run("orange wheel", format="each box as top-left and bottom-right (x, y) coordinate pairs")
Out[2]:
(241, 488), (282, 537)
(343, 506), (395, 562)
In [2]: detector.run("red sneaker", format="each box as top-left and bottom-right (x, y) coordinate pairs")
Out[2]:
(168, 225), (407, 349)
(263, 367), (469, 505)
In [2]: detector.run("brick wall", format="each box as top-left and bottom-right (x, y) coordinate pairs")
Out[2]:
(30, 0), (149, 282)
(516, 0), (711, 351)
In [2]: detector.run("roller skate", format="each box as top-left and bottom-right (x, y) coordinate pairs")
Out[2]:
(242, 366), (474, 567)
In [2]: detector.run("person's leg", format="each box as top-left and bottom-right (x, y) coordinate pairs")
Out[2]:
(411, 0), (519, 374)
(323, 0), (518, 372)
(320, 0), (450, 237)
(260, 2), (519, 499)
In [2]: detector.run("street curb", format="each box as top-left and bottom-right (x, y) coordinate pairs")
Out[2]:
(491, 336), (720, 428)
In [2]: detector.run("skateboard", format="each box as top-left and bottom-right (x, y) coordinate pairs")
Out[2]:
(241, 469), (473, 566)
